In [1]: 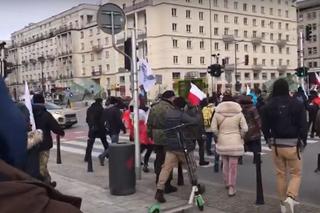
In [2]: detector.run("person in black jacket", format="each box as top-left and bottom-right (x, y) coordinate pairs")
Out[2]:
(32, 94), (65, 187)
(261, 79), (308, 213)
(85, 98), (109, 166)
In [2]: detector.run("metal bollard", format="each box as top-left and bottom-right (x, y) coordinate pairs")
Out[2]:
(315, 153), (320, 173)
(56, 134), (62, 164)
(255, 152), (264, 205)
(87, 153), (93, 172)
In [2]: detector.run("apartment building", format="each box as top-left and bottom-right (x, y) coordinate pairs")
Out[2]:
(297, 0), (320, 71)
(7, 0), (298, 98)
(107, 0), (298, 97)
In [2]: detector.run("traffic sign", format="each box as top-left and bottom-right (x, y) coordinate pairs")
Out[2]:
(97, 3), (126, 35)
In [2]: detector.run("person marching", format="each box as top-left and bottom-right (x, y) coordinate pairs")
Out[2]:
(211, 94), (248, 197)
(261, 79), (308, 213)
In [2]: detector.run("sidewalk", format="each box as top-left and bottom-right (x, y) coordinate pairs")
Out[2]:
(49, 150), (320, 213)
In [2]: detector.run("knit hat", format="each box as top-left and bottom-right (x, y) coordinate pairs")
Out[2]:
(162, 90), (176, 99)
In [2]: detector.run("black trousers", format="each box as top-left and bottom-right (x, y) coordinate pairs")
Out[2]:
(141, 144), (153, 166)
(197, 139), (205, 163)
(85, 131), (109, 160)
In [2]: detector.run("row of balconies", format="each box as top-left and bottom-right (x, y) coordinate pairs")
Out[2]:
(21, 54), (56, 66)
(222, 35), (287, 47)
(224, 64), (288, 72)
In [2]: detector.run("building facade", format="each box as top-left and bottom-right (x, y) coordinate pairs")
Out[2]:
(8, 0), (298, 98)
(297, 0), (320, 71)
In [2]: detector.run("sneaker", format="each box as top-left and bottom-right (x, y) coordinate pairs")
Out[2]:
(199, 161), (209, 166)
(228, 186), (236, 197)
(280, 204), (287, 213)
(98, 154), (105, 166)
(155, 189), (166, 203)
(164, 184), (178, 194)
(284, 197), (299, 213)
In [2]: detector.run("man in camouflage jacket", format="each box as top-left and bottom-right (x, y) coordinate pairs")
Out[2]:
(147, 90), (177, 193)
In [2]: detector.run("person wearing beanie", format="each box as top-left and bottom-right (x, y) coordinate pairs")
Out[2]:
(147, 90), (177, 194)
(261, 78), (308, 213)
(32, 93), (65, 187)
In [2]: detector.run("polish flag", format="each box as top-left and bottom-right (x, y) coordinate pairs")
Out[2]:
(187, 83), (206, 106)
(315, 72), (320, 85)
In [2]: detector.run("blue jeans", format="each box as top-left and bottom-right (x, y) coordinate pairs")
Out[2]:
(110, 134), (119, 144)
(205, 132), (213, 153)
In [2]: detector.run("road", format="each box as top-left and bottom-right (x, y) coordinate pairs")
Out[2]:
(55, 107), (320, 207)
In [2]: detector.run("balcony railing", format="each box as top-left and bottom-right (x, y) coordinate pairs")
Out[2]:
(252, 64), (263, 72)
(222, 35), (235, 43)
(123, 0), (153, 12)
(277, 65), (287, 72)
(92, 70), (102, 76)
(92, 45), (103, 53)
(251, 37), (262, 45)
(276, 39), (287, 48)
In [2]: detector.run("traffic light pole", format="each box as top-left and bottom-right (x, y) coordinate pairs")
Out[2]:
(298, 30), (305, 88)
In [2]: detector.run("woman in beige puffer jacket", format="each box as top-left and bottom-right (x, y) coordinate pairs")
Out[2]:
(211, 97), (248, 196)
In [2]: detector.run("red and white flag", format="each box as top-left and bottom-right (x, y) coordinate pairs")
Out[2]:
(315, 72), (320, 85)
(187, 83), (206, 106)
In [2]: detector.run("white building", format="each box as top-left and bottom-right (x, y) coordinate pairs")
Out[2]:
(8, 0), (299, 98)
(297, 0), (320, 71)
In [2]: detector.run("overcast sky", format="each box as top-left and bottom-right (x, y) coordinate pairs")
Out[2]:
(0, 0), (102, 40)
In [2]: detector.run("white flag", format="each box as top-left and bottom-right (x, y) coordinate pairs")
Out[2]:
(138, 59), (156, 92)
(24, 82), (36, 131)
(315, 72), (320, 85)
(246, 85), (251, 95)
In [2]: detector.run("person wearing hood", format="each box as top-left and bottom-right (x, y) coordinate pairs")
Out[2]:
(211, 95), (248, 197)
(32, 94), (65, 187)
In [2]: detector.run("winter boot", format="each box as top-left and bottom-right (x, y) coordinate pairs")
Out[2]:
(143, 165), (149, 173)
(155, 189), (166, 203)
(164, 183), (177, 194)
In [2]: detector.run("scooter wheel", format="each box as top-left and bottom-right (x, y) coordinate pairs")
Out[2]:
(196, 195), (205, 211)
(148, 204), (160, 213)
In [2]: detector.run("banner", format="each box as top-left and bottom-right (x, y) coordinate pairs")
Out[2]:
(138, 59), (156, 92)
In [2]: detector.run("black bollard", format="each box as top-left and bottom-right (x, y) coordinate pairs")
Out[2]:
(56, 134), (62, 164)
(315, 153), (320, 173)
(255, 152), (264, 205)
(87, 153), (93, 172)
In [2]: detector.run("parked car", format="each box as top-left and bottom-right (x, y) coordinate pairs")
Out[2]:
(45, 102), (78, 128)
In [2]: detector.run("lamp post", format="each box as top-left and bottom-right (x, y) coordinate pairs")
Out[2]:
(38, 56), (46, 95)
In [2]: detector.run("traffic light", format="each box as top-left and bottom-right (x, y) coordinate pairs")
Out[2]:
(295, 67), (309, 77)
(305, 25), (312, 41)
(2, 60), (13, 79)
(124, 38), (132, 70)
(244, 54), (249, 65)
(208, 64), (223, 77)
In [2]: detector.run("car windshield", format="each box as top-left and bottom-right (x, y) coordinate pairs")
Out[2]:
(45, 102), (63, 110)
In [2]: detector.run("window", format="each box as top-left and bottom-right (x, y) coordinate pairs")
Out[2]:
(308, 48), (312, 55)
(224, 15), (228, 23)
(106, 64), (110, 71)
(271, 59), (274, 66)
(261, 6), (265, 14)
(234, 16), (238, 24)
(199, 26), (204, 34)
(199, 12), (204, 20)
(200, 41), (204, 49)
(105, 51), (109, 59)
(186, 10), (191, 18)
(172, 8), (177, 17)
(186, 0), (190, 2)
(253, 45), (257, 52)
(89, 29), (93, 37)
(286, 60), (290, 65)
(253, 19), (257, 26)
(224, 0), (228, 8)
(243, 3), (247, 11)
(262, 73), (267, 80)
(213, 0), (218, 7)
(186, 24), (191, 32)
(245, 73), (250, 80)
(244, 30), (248, 38)
(262, 59), (266, 65)
(278, 47), (282, 54)
(199, 0), (203, 4)
(105, 37), (109, 45)
(262, 46), (266, 53)
(314, 62), (318, 67)
(80, 31), (84, 39)
(214, 27), (219, 35)
(234, 29), (239, 37)
(261, 20), (265, 27)
(173, 39), (178, 48)
(187, 40), (192, 49)
(270, 33), (274, 40)
(225, 43), (229, 51)
(81, 43), (84, 50)
(252, 5), (256, 13)
(81, 54), (85, 63)
(235, 43), (239, 51)
(270, 46), (274, 53)
(286, 47), (290, 54)
(90, 53), (94, 61)
(243, 17), (248, 25)
(312, 23), (317, 30)
(224, 27), (229, 35)
(278, 33), (282, 40)
(172, 72), (180, 79)
(214, 14), (218, 22)
(253, 30), (257, 38)
(313, 47), (317, 54)
(270, 21), (274, 29)
(214, 42), (219, 50)
(254, 73), (259, 80)
(285, 23), (289, 30)
(269, 8), (273, 15)
(262, 32), (266, 39)
(278, 9), (281, 17)
(285, 10), (289, 18)
(173, 56), (178, 64)
(278, 22), (282, 29)
(172, 23), (177, 31)
(286, 35), (289, 41)
(279, 59), (283, 65)
(200, 57), (205, 64)
(187, 56), (192, 64)
(309, 62), (313, 68)
(234, 1), (238, 9)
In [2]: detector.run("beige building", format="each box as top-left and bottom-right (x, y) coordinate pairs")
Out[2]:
(297, 0), (320, 71)
(8, 0), (298, 98)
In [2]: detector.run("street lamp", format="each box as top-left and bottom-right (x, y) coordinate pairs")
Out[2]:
(38, 55), (46, 95)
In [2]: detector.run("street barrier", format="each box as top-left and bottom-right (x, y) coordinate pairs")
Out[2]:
(56, 134), (62, 164)
(87, 153), (93, 172)
(254, 152), (264, 205)
(109, 143), (136, 195)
